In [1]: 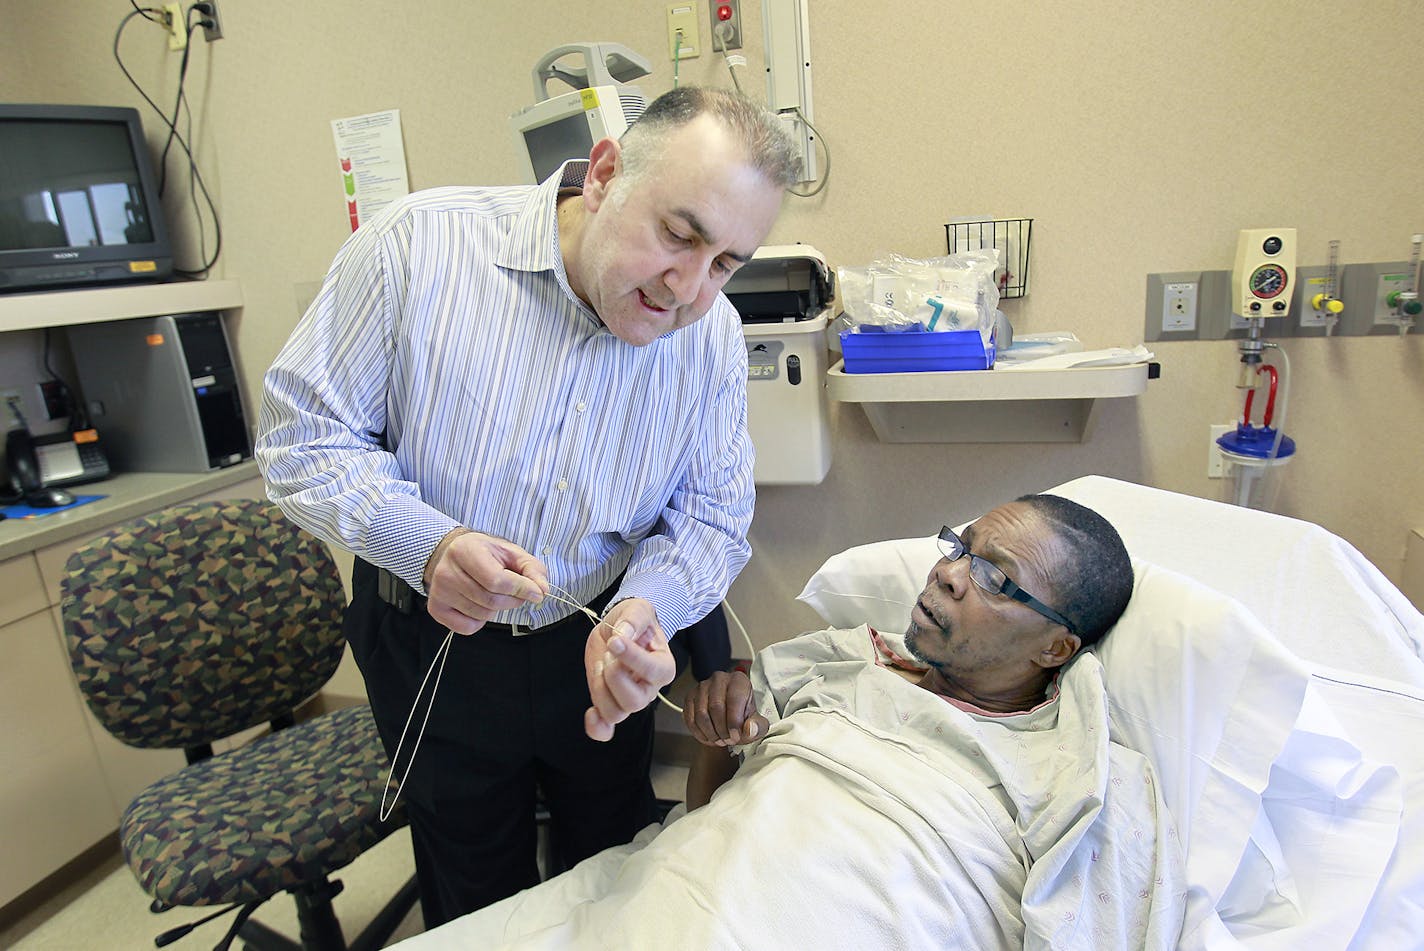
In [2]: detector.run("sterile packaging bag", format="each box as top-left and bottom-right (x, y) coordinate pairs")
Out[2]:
(833, 249), (1001, 344)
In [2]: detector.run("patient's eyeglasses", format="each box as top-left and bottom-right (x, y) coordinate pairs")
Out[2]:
(937, 526), (1075, 632)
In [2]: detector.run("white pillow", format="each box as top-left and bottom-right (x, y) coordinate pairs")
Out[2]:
(796, 534), (939, 634)
(1096, 562), (1312, 924)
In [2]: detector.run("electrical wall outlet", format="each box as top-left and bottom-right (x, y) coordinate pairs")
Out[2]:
(1162, 281), (1198, 332)
(1, 388), (25, 429)
(1145, 271), (1202, 340)
(710, 0), (743, 51)
(667, 3), (701, 59)
(1208, 423), (1233, 478)
(197, 0), (222, 41)
(164, 2), (186, 51)
(38, 381), (66, 421)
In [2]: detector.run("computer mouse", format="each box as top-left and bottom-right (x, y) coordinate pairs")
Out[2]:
(26, 486), (75, 508)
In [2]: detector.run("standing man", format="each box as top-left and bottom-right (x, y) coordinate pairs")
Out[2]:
(255, 86), (801, 926)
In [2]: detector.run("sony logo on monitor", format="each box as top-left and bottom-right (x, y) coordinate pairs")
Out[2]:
(50, 251), (81, 259)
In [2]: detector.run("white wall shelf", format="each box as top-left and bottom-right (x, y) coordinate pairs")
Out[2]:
(0, 280), (243, 333)
(826, 360), (1149, 443)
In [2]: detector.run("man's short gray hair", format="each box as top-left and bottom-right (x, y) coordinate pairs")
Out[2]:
(618, 86), (803, 190)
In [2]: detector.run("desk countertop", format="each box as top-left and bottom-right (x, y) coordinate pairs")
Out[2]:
(0, 461), (262, 561)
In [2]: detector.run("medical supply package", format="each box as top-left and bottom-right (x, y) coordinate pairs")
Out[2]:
(834, 249), (1001, 373)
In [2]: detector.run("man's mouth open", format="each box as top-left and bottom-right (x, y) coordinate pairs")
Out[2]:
(638, 289), (670, 313)
(915, 598), (948, 633)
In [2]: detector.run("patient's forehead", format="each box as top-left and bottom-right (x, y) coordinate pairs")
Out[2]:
(964, 502), (1067, 590)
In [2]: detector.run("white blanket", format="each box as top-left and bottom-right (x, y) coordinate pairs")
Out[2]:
(399, 627), (1186, 950)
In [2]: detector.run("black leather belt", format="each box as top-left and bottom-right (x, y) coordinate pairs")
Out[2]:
(374, 565), (618, 636)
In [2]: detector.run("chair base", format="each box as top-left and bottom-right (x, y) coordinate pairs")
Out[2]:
(167, 874), (419, 951)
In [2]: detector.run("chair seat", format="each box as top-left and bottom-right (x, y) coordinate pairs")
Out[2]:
(121, 704), (401, 907)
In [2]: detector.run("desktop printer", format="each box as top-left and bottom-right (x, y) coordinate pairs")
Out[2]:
(723, 245), (834, 485)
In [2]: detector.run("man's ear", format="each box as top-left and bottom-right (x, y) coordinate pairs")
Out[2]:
(1037, 630), (1081, 669)
(581, 137), (622, 213)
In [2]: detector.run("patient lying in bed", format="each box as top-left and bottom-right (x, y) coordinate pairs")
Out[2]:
(398, 495), (1188, 950)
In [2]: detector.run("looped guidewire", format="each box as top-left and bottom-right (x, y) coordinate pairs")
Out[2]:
(378, 582), (617, 821)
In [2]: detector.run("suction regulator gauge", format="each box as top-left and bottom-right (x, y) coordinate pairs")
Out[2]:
(1249, 263), (1288, 299)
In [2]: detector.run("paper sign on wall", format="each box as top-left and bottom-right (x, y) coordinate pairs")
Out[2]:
(330, 109), (410, 232)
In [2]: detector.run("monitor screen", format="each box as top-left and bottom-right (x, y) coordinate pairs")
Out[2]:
(0, 119), (157, 252)
(522, 113), (595, 184)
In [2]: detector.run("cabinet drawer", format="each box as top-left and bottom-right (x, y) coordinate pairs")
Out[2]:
(0, 554), (47, 626)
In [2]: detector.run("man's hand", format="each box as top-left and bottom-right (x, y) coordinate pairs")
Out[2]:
(424, 530), (548, 635)
(682, 670), (768, 748)
(583, 598), (675, 742)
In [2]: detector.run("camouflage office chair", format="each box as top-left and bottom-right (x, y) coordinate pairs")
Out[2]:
(62, 499), (417, 950)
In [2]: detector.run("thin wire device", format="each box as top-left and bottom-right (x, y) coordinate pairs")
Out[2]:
(379, 582), (618, 821)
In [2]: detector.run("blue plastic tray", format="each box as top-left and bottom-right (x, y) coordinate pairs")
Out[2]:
(840, 327), (994, 373)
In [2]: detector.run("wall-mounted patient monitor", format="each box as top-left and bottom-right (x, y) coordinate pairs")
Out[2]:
(1232, 227), (1297, 319)
(509, 43), (651, 185)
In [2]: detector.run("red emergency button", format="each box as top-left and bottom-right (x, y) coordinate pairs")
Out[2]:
(717, 4), (733, 20)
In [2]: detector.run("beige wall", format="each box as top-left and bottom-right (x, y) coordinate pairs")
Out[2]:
(6, 1), (1421, 647)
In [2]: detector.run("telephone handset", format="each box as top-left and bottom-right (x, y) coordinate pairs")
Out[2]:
(6, 427), (43, 494)
(5, 427), (71, 507)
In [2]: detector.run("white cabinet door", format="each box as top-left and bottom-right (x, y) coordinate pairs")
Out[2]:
(0, 609), (116, 908)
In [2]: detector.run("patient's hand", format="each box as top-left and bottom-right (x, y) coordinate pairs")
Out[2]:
(683, 670), (769, 748)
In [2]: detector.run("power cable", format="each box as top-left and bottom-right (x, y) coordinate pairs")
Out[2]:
(111, 7), (223, 277)
(713, 22), (828, 198)
(786, 106), (829, 198)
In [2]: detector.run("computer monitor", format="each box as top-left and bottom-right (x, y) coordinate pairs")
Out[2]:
(509, 85), (646, 185)
(0, 103), (173, 293)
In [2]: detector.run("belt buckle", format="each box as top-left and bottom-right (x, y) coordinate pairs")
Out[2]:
(510, 621), (528, 637)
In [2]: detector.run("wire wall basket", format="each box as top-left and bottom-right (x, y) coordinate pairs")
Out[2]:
(944, 218), (1033, 298)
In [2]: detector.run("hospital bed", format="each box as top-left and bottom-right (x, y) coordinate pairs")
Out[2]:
(395, 475), (1424, 950)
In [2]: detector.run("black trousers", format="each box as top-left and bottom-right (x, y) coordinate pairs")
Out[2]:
(345, 559), (656, 928)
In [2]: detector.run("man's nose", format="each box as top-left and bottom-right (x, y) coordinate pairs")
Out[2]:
(665, 257), (707, 306)
(934, 554), (970, 596)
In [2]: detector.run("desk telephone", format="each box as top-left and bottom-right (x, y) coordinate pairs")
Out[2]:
(4, 396), (110, 508)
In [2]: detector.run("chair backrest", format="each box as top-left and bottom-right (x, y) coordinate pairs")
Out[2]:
(62, 499), (348, 750)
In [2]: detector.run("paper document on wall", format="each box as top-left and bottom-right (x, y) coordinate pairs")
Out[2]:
(330, 109), (410, 232)
(996, 345), (1154, 371)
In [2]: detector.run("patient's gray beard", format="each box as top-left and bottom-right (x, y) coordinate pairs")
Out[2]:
(904, 624), (949, 672)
